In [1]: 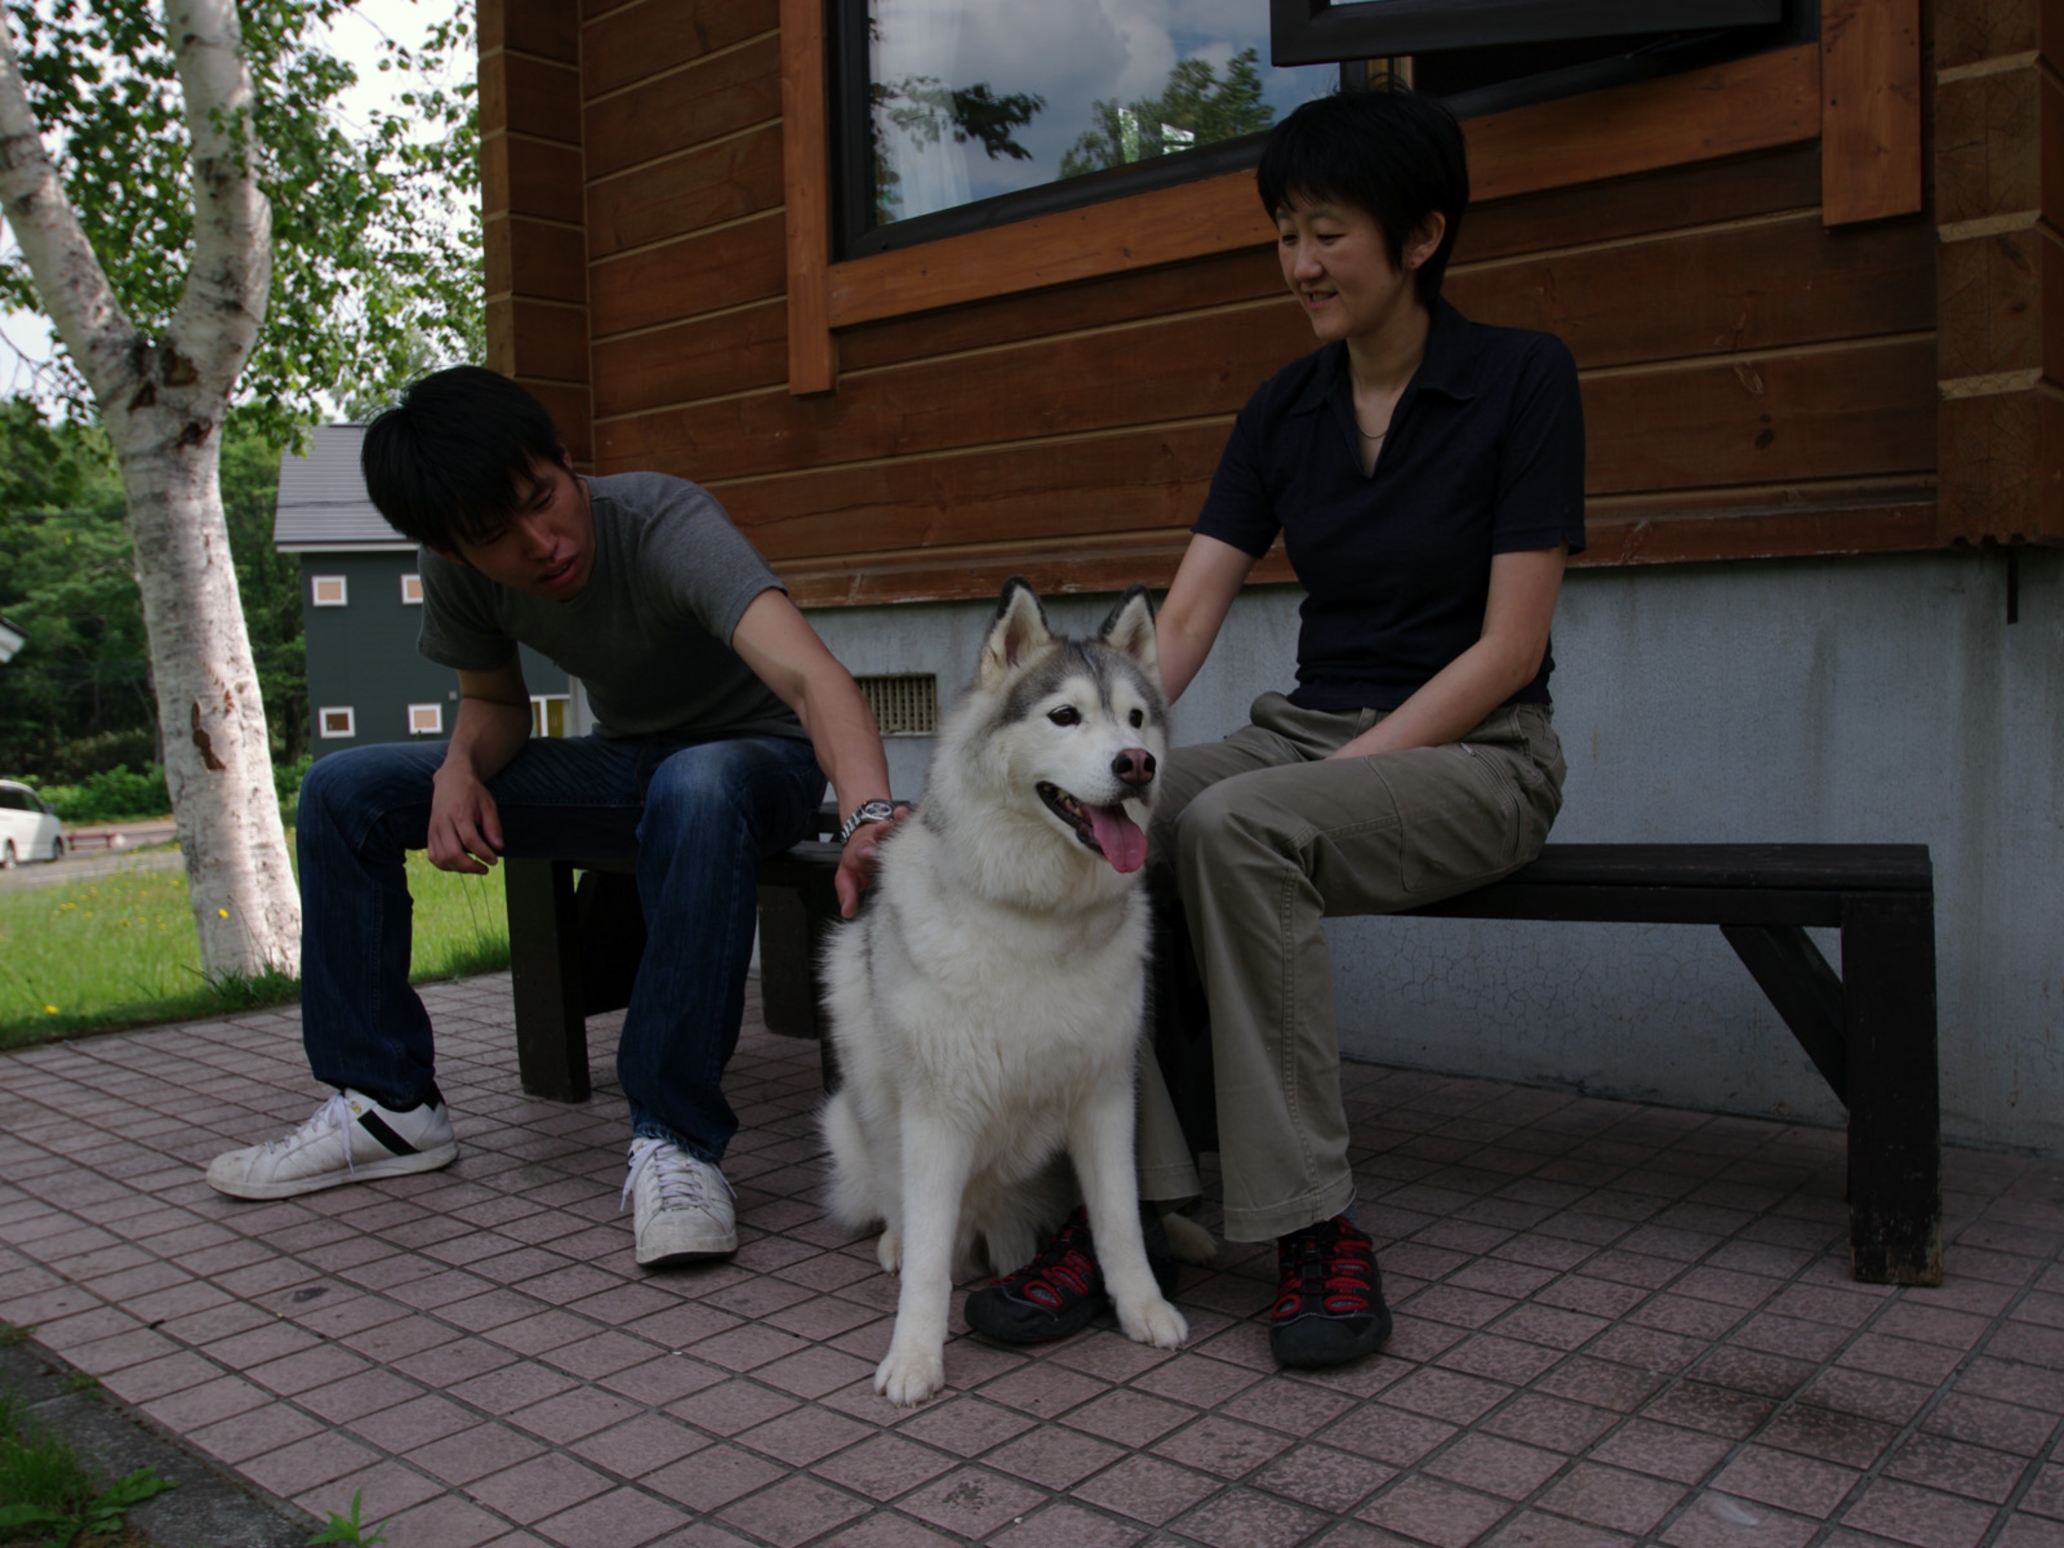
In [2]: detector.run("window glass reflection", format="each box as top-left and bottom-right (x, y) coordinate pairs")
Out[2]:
(866, 0), (1335, 229)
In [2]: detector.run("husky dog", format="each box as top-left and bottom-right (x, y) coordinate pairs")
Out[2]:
(821, 577), (1189, 1406)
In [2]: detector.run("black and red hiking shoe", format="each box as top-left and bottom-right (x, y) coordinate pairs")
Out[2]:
(1269, 1215), (1393, 1369)
(964, 1205), (1182, 1345)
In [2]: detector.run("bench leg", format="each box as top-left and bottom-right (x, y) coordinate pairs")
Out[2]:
(504, 858), (592, 1103)
(1840, 892), (1941, 1285)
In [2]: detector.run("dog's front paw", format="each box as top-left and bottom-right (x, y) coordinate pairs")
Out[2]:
(876, 1229), (902, 1276)
(874, 1341), (945, 1407)
(1115, 1292), (1188, 1351)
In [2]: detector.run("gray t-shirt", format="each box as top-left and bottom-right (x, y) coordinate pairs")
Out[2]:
(417, 471), (804, 742)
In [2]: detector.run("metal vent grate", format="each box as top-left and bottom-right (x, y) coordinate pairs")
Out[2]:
(857, 674), (938, 736)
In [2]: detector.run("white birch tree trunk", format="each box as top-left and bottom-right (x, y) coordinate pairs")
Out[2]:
(0, 0), (300, 977)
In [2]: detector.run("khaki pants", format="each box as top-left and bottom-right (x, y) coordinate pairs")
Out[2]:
(1136, 692), (1566, 1241)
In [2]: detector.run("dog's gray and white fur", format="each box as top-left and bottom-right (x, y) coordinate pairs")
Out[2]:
(820, 577), (1188, 1405)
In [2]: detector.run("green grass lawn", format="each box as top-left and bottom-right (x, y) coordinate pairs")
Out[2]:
(0, 848), (510, 1049)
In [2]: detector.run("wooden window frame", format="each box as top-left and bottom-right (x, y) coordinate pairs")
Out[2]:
(1269, 0), (1779, 67)
(785, 0), (1917, 399)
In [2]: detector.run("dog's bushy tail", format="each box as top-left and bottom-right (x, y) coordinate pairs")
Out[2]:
(820, 1090), (882, 1231)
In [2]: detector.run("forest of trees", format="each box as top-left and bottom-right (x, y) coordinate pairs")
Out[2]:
(0, 404), (303, 785)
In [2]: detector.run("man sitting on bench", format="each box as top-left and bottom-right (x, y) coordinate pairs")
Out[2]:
(206, 366), (899, 1270)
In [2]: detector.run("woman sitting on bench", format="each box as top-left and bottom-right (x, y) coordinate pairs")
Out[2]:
(964, 84), (1587, 1370)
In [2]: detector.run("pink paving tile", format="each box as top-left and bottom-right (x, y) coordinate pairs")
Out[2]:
(977, 1423), (1122, 1491)
(1382, 1366), (1513, 1424)
(1483, 1511), (1636, 1548)
(374, 1492), (513, 1548)
(666, 1375), (801, 1436)
(1322, 1400), (1461, 1466)
(1062, 1386), (1194, 1447)
(1993, 1520), (2064, 1548)
(1533, 1357), (1666, 1414)
(293, 1458), (446, 1528)
(2026, 1465), (2064, 1521)
(1422, 1432), (1568, 1499)
(601, 1354), (729, 1407)
(1071, 1452), (1221, 1524)
(468, 1450), (616, 1524)
(1218, 1374), (1360, 1436)
(410, 1422), (548, 1487)
(449, 1359), (582, 1417)
(1589, 1417), (1734, 1483)
(814, 1432), (960, 1501)
(537, 1486), (692, 1548)
(1152, 1413), (1295, 1479)
(735, 1404), (875, 1467)
(987, 1500), (1145, 1548)
(1658, 1494), (1820, 1548)
(188, 1399), (325, 1465)
(1358, 1473), (1514, 1548)
(1838, 1478), (2001, 1548)
(816, 1516), (963, 1548)
(1251, 1442), (1396, 1513)
(1175, 1484), (1331, 1548)
(899, 1464), (1048, 1538)
(1479, 1393), (1617, 1453)
(1642, 1380), (1776, 1439)
(1713, 1443), (1862, 1518)
(1537, 1462), (1689, 1535)
(1883, 1432), (2031, 1504)
(568, 1412), (714, 1478)
(1438, 1333), (1565, 1385)
(296, 1367), (425, 1428)
(240, 1429), (384, 1497)
(644, 1443), (788, 1513)
(893, 1394), (1036, 1456)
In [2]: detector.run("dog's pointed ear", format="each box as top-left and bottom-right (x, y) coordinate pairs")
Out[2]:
(979, 576), (1053, 687)
(1097, 585), (1159, 681)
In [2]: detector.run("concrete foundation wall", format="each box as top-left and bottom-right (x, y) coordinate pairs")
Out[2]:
(804, 547), (2064, 1154)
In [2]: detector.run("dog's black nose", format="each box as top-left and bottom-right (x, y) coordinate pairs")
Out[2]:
(1112, 748), (1156, 787)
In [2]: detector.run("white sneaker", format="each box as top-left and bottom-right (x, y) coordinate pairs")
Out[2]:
(206, 1091), (457, 1200)
(622, 1137), (736, 1266)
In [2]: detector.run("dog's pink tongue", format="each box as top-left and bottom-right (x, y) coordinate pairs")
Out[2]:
(1089, 805), (1148, 873)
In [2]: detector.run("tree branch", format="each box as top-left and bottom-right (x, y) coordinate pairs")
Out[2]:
(0, 15), (139, 408)
(165, 0), (270, 404)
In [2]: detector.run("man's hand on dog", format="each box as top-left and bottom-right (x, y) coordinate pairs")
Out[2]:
(835, 806), (906, 916)
(428, 765), (504, 874)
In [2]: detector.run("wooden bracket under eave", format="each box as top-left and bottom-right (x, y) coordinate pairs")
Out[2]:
(781, 0), (839, 396)
(1822, 0), (1925, 226)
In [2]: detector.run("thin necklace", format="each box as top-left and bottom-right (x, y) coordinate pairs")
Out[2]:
(1357, 423), (1386, 441)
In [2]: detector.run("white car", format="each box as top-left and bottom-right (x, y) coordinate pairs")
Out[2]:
(0, 780), (64, 867)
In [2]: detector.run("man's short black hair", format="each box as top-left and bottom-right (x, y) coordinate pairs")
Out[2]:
(360, 366), (568, 550)
(1256, 85), (1470, 307)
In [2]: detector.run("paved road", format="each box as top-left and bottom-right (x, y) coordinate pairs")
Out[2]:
(0, 845), (184, 892)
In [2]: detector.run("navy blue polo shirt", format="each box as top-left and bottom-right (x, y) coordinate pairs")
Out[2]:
(1196, 299), (1585, 711)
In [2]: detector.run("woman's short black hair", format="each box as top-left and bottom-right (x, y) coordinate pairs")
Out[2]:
(1256, 85), (1470, 307)
(360, 366), (568, 551)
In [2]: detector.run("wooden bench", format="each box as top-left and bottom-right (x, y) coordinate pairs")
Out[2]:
(502, 832), (846, 1104)
(1153, 843), (1940, 1286)
(508, 839), (1940, 1287)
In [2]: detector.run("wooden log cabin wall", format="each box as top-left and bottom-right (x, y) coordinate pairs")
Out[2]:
(479, 0), (2062, 614)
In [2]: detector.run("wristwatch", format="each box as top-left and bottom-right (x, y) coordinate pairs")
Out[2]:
(838, 798), (899, 844)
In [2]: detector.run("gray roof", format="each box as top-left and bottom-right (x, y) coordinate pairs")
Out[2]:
(272, 425), (414, 551)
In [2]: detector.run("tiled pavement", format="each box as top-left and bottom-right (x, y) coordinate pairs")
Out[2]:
(1, 975), (2060, 1548)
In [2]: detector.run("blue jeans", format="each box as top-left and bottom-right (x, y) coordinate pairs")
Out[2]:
(295, 731), (826, 1161)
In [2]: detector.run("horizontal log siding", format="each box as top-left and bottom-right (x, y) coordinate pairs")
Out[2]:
(483, 0), (591, 465)
(534, 6), (1946, 603)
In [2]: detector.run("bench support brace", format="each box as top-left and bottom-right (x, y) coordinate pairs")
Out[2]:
(1720, 924), (1849, 1100)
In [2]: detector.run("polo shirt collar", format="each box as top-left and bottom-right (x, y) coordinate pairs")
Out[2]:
(1288, 298), (1481, 416)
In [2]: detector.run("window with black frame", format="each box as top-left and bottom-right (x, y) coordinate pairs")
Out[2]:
(829, 0), (1808, 261)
